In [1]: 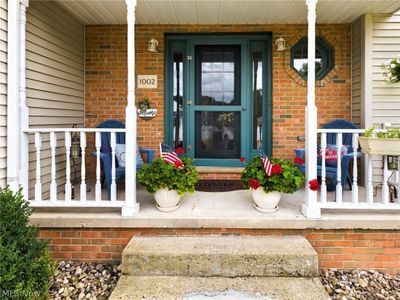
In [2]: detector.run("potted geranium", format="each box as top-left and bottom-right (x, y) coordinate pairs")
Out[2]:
(137, 144), (199, 212)
(241, 153), (304, 213)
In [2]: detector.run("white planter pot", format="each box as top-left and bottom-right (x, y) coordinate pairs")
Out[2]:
(154, 188), (181, 212)
(358, 137), (400, 155)
(251, 189), (281, 213)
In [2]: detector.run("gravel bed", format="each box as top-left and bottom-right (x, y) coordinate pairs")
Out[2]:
(49, 263), (400, 300)
(49, 261), (121, 300)
(320, 269), (400, 300)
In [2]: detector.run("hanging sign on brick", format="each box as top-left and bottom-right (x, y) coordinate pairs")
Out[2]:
(137, 75), (158, 89)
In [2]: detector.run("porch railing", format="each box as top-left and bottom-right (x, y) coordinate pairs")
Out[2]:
(24, 128), (127, 210)
(313, 128), (400, 211)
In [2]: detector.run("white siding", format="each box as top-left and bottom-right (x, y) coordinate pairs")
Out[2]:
(0, 0), (6, 188)
(351, 17), (362, 128)
(370, 11), (400, 182)
(372, 11), (400, 126)
(26, 1), (84, 198)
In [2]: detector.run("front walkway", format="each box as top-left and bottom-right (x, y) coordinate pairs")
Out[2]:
(30, 185), (400, 230)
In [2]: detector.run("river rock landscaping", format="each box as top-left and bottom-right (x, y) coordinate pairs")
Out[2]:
(320, 269), (400, 300)
(49, 262), (400, 300)
(49, 261), (121, 300)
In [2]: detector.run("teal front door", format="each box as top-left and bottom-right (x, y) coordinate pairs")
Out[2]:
(165, 34), (272, 167)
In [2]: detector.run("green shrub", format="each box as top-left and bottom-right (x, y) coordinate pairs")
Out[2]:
(137, 157), (199, 195)
(0, 188), (54, 300)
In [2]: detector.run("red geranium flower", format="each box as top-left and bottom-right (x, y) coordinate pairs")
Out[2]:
(308, 179), (320, 191)
(294, 157), (304, 165)
(174, 160), (184, 169)
(175, 147), (185, 155)
(271, 164), (283, 175)
(240, 157), (246, 163)
(248, 179), (260, 190)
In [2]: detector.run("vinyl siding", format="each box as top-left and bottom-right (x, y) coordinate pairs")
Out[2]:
(372, 11), (400, 126)
(370, 11), (400, 183)
(351, 17), (362, 128)
(26, 1), (84, 198)
(0, 0), (6, 188)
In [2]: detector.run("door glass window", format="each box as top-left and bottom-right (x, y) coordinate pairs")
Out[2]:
(196, 46), (240, 106)
(195, 111), (241, 158)
(173, 53), (183, 148)
(252, 52), (263, 149)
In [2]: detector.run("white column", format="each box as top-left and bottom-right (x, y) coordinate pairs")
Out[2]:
(301, 0), (321, 218)
(123, 0), (139, 216)
(7, 0), (21, 191)
(19, 0), (30, 199)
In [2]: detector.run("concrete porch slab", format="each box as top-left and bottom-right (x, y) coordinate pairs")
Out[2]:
(29, 185), (400, 230)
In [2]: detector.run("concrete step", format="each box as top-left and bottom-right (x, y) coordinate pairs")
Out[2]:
(110, 275), (330, 300)
(122, 236), (318, 277)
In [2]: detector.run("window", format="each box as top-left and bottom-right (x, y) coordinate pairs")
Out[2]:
(290, 37), (334, 80)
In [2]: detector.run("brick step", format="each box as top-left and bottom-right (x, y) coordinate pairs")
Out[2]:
(110, 275), (329, 300)
(121, 236), (318, 277)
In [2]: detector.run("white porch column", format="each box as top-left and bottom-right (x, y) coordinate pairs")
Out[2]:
(301, 0), (321, 218)
(7, 0), (21, 191)
(123, 0), (139, 216)
(19, 0), (29, 199)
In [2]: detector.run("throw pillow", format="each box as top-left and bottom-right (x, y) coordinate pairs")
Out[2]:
(115, 144), (126, 167)
(318, 144), (348, 167)
(115, 144), (144, 168)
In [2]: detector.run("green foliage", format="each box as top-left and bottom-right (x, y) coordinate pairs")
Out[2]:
(241, 157), (304, 194)
(0, 188), (54, 300)
(137, 98), (151, 112)
(137, 157), (199, 195)
(364, 127), (400, 139)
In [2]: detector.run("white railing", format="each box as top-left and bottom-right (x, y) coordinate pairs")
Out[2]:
(24, 128), (128, 211)
(312, 129), (400, 212)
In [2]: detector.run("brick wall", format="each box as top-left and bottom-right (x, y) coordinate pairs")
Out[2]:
(39, 228), (400, 274)
(84, 24), (351, 177)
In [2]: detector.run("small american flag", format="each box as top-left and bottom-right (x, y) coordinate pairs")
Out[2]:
(260, 150), (272, 176)
(160, 143), (184, 169)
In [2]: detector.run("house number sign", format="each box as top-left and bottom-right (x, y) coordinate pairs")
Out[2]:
(137, 75), (157, 88)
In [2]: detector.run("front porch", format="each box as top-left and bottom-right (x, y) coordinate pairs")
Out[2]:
(7, 0), (400, 221)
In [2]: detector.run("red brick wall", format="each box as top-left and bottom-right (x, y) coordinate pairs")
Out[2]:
(39, 228), (400, 274)
(84, 24), (351, 176)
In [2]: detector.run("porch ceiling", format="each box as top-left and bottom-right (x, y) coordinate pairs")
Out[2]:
(55, 0), (400, 25)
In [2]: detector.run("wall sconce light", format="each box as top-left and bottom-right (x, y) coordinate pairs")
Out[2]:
(275, 37), (286, 51)
(148, 38), (159, 52)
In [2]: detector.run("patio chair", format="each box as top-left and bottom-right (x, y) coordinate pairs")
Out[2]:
(294, 119), (362, 192)
(93, 119), (155, 197)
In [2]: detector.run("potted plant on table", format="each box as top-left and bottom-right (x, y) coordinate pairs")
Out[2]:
(241, 152), (304, 213)
(137, 144), (199, 212)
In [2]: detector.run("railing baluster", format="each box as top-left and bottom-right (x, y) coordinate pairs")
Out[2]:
(95, 131), (102, 202)
(50, 132), (57, 203)
(320, 132), (327, 203)
(396, 170), (400, 204)
(382, 155), (389, 204)
(80, 132), (87, 202)
(65, 132), (72, 202)
(34, 132), (42, 202)
(335, 133), (343, 203)
(110, 132), (117, 201)
(367, 154), (374, 204)
(352, 133), (359, 204)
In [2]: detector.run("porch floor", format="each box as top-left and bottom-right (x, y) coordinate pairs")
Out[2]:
(29, 183), (400, 230)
